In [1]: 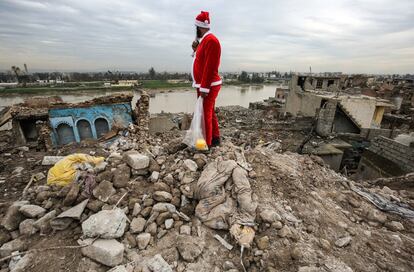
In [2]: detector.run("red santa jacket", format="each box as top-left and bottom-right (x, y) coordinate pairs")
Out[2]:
(192, 32), (222, 93)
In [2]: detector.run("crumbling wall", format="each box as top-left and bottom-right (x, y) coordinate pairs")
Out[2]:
(316, 100), (337, 136)
(133, 91), (150, 136)
(368, 136), (414, 173)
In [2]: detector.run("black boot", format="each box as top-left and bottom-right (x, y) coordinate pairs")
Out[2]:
(211, 137), (221, 147)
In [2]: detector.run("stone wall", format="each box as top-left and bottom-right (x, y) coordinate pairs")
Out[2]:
(368, 136), (414, 173)
(360, 128), (401, 141)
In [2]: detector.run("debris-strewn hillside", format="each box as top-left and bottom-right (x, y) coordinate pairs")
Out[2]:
(0, 111), (413, 272)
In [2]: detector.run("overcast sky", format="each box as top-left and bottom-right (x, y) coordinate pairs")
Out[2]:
(0, 0), (413, 74)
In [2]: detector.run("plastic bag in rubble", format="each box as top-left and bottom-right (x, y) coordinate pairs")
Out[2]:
(183, 97), (208, 151)
(47, 154), (104, 186)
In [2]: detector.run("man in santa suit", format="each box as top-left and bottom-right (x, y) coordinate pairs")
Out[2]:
(191, 11), (222, 148)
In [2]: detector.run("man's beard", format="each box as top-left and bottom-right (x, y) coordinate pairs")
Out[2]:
(196, 27), (202, 38)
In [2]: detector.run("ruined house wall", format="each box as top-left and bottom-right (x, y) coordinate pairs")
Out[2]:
(339, 97), (377, 128)
(285, 87), (322, 117)
(316, 100), (337, 136)
(360, 128), (401, 141)
(368, 136), (414, 173)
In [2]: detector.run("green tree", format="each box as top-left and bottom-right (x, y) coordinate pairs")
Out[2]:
(239, 71), (249, 83)
(148, 67), (156, 80)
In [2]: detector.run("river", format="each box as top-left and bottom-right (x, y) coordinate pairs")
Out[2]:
(0, 84), (280, 114)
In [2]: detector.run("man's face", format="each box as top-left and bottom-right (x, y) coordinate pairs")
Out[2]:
(196, 27), (203, 38)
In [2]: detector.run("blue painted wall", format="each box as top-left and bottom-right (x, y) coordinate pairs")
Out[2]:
(48, 103), (132, 145)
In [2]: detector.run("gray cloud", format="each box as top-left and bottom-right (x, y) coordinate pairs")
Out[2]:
(0, 0), (413, 73)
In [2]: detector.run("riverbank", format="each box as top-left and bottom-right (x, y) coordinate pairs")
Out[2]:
(0, 80), (282, 94)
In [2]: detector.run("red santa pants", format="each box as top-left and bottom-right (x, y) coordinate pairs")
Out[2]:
(197, 85), (220, 146)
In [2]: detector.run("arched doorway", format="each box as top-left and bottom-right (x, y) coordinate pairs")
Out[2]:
(77, 120), (93, 140)
(95, 118), (109, 138)
(56, 123), (75, 145)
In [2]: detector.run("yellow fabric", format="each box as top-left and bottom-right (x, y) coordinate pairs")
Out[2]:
(47, 154), (104, 186)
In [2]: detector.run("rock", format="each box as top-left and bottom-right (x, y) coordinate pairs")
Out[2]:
(36, 191), (50, 203)
(165, 219), (174, 229)
(156, 212), (172, 225)
(385, 221), (404, 231)
(335, 236), (352, 248)
(113, 164), (131, 188)
(256, 236), (270, 250)
(57, 199), (89, 220)
(94, 162), (108, 173)
(146, 222), (157, 236)
(19, 205), (46, 218)
(147, 254), (172, 272)
(272, 221), (283, 230)
(260, 209), (281, 223)
(193, 154), (207, 169)
(366, 209), (387, 224)
(278, 225), (292, 238)
(82, 209), (127, 238)
(125, 232), (137, 248)
(153, 182), (171, 193)
(96, 170), (114, 183)
(141, 206), (152, 217)
(223, 261), (236, 271)
(9, 252), (33, 272)
(87, 199), (105, 212)
(176, 235), (205, 262)
(34, 210), (57, 234)
(50, 217), (73, 231)
(153, 191), (173, 202)
(19, 219), (37, 236)
(132, 203), (142, 217)
(319, 238), (331, 250)
(0, 228), (11, 246)
(130, 217), (146, 234)
(180, 225), (191, 235)
(81, 239), (124, 267)
(164, 174), (174, 185)
(93, 180), (116, 202)
(0, 238), (26, 257)
(183, 159), (198, 172)
(136, 233), (151, 250)
(63, 183), (79, 206)
(150, 171), (160, 182)
(123, 151), (150, 170)
(1, 201), (27, 231)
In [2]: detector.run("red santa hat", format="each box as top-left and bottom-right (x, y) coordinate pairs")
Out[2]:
(195, 11), (210, 28)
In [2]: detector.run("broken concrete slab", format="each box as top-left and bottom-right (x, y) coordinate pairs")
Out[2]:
(81, 239), (124, 267)
(56, 199), (89, 220)
(82, 208), (127, 239)
(41, 156), (65, 166)
(123, 151), (150, 170)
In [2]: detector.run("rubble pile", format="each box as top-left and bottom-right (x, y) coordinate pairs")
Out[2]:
(0, 131), (413, 272)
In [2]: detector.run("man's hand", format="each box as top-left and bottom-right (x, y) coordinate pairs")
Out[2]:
(192, 40), (199, 52)
(200, 92), (208, 98)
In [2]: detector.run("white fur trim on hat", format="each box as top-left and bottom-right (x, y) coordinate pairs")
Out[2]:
(195, 19), (210, 28)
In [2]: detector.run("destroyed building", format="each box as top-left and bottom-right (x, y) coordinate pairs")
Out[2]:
(0, 94), (139, 147)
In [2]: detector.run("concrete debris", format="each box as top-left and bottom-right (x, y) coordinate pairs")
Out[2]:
(41, 156), (65, 166)
(123, 151), (150, 170)
(1, 201), (28, 231)
(176, 235), (205, 262)
(81, 239), (124, 267)
(82, 209), (127, 238)
(147, 254), (173, 272)
(136, 232), (151, 250)
(56, 199), (89, 220)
